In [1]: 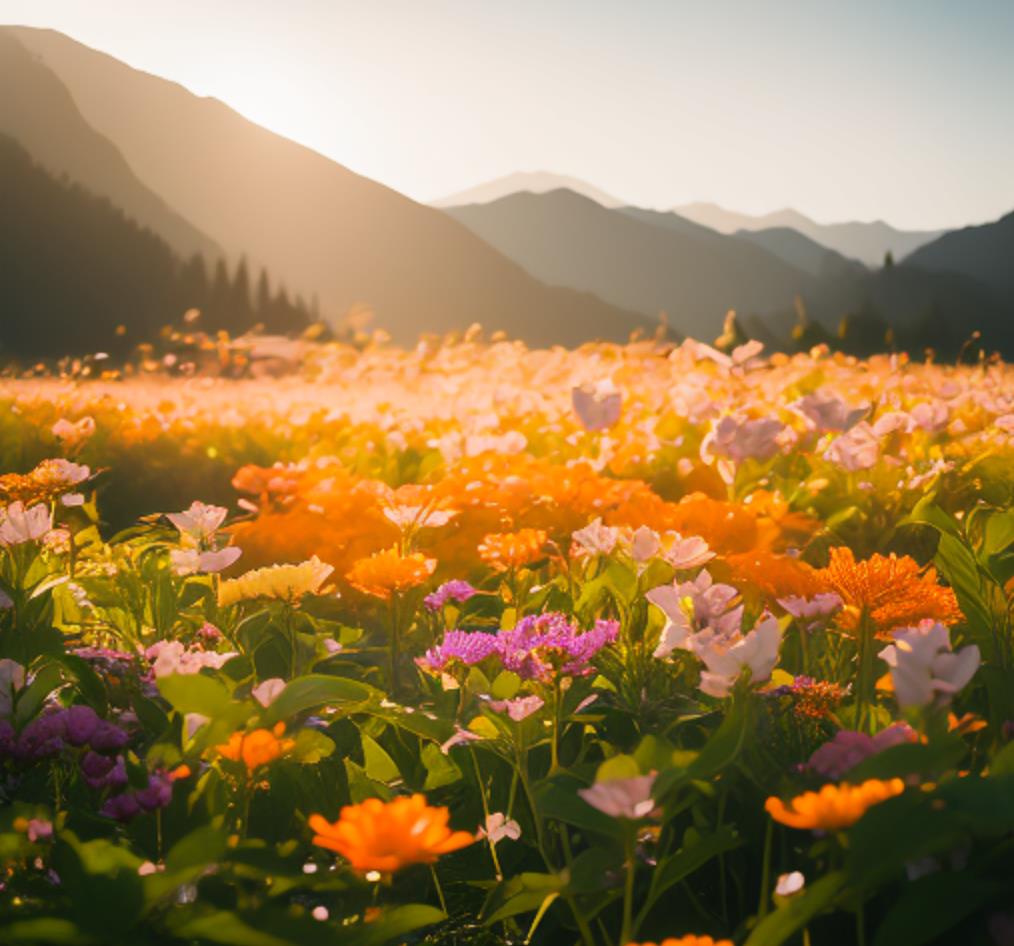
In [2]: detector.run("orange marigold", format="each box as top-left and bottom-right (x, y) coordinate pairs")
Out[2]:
(625, 937), (733, 946)
(724, 550), (827, 602)
(215, 722), (295, 772)
(818, 546), (962, 638)
(765, 778), (905, 830)
(345, 547), (436, 599)
(477, 528), (547, 571)
(308, 794), (475, 873)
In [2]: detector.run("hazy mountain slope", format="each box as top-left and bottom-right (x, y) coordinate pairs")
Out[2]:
(0, 31), (218, 260)
(432, 172), (624, 208)
(445, 189), (813, 339)
(674, 201), (945, 266)
(734, 227), (864, 277)
(904, 210), (1014, 300)
(9, 27), (648, 346)
(616, 206), (727, 242)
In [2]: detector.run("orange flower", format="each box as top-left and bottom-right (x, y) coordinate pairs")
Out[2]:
(477, 528), (547, 570)
(308, 794), (475, 873)
(345, 547), (437, 599)
(724, 550), (827, 602)
(625, 937), (733, 946)
(215, 722), (295, 772)
(818, 547), (962, 638)
(765, 778), (905, 830)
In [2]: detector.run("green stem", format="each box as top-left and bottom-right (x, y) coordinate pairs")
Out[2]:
(430, 864), (448, 915)
(757, 817), (774, 919)
(620, 832), (636, 945)
(389, 594), (401, 695)
(470, 749), (504, 879)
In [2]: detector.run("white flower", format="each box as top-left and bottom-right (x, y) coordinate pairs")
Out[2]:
(252, 678), (286, 708)
(878, 621), (980, 710)
(382, 505), (457, 530)
(647, 571), (743, 659)
(0, 502), (53, 546)
(170, 546), (242, 576)
(692, 613), (782, 698)
(578, 774), (658, 820)
(572, 518), (621, 556)
(166, 502), (229, 545)
(663, 533), (715, 570)
(478, 812), (521, 844)
(146, 641), (237, 678)
(775, 871), (806, 898)
(629, 525), (661, 563)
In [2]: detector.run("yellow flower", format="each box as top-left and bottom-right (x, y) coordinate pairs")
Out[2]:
(345, 547), (436, 600)
(308, 794), (475, 873)
(765, 778), (905, 830)
(214, 722), (295, 771)
(217, 556), (334, 606)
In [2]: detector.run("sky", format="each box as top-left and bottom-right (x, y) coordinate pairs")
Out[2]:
(4, 0), (1014, 229)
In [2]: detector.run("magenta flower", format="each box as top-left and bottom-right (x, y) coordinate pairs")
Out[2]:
(424, 580), (479, 613)
(416, 630), (500, 675)
(806, 723), (917, 779)
(496, 613), (618, 681)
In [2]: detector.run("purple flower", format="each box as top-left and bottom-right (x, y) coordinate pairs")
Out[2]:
(89, 720), (129, 752)
(102, 793), (141, 822)
(15, 712), (67, 761)
(424, 580), (478, 613)
(80, 751), (117, 788)
(64, 706), (100, 746)
(416, 630), (499, 674)
(0, 719), (15, 754)
(135, 773), (173, 812)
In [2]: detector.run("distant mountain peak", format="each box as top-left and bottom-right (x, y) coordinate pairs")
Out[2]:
(432, 172), (625, 209)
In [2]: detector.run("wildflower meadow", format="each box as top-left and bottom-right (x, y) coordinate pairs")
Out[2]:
(2, 336), (1014, 946)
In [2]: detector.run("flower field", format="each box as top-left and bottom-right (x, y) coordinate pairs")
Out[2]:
(2, 336), (1014, 945)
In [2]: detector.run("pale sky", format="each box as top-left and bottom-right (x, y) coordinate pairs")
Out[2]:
(5, 0), (1013, 229)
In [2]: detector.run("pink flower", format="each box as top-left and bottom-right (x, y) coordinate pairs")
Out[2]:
(806, 723), (917, 779)
(477, 812), (521, 844)
(572, 381), (622, 431)
(647, 571), (743, 658)
(252, 678), (286, 708)
(484, 694), (545, 721)
(794, 393), (867, 432)
(778, 593), (843, 630)
(704, 415), (786, 464)
(823, 422), (880, 471)
(578, 774), (658, 820)
(170, 546), (242, 575)
(166, 502), (229, 545)
(663, 533), (715, 570)
(572, 518), (621, 556)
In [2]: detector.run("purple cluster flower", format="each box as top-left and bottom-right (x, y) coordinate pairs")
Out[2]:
(497, 614), (619, 681)
(417, 629), (500, 674)
(101, 772), (174, 822)
(805, 723), (916, 779)
(424, 580), (479, 613)
(418, 612), (620, 683)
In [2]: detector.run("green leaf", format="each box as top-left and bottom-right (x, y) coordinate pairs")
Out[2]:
(1, 919), (91, 944)
(158, 672), (240, 719)
(847, 736), (966, 782)
(490, 670), (522, 700)
(361, 732), (400, 783)
(15, 663), (66, 726)
(166, 825), (228, 872)
(421, 742), (462, 789)
(47, 653), (108, 715)
(263, 674), (373, 724)
(536, 777), (623, 839)
(872, 872), (998, 946)
(642, 825), (740, 916)
(480, 871), (566, 924)
(342, 904), (446, 946)
(289, 728), (335, 764)
(171, 911), (295, 946)
(743, 871), (847, 946)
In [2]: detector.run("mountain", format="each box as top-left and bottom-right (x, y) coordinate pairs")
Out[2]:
(444, 189), (814, 339)
(432, 172), (625, 209)
(0, 31), (219, 260)
(734, 227), (864, 277)
(904, 210), (1014, 301)
(6, 27), (649, 347)
(0, 134), (310, 360)
(673, 201), (946, 267)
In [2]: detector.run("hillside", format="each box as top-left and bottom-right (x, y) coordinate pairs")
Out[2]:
(674, 201), (945, 266)
(0, 135), (309, 359)
(0, 31), (219, 260)
(734, 227), (864, 277)
(432, 171), (624, 208)
(7, 27), (650, 347)
(904, 210), (1014, 301)
(445, 189), (815, 339)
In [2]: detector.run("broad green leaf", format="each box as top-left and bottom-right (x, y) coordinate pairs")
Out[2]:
(263, 673), (374, 724)
(342, 904), (446, 946)
(872, 872), (998, 946)
(743, 871), (847, 946)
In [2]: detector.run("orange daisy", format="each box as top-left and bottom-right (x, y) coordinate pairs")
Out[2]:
(818, 546), (962, 638)
(625, 937), (733, 946)
(215, 722), (295, 772)
(308, 794), (475, 873)
(765, 778), (905, 831)
(345, 547), (436, 599)
(477, 528), (547, 571)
